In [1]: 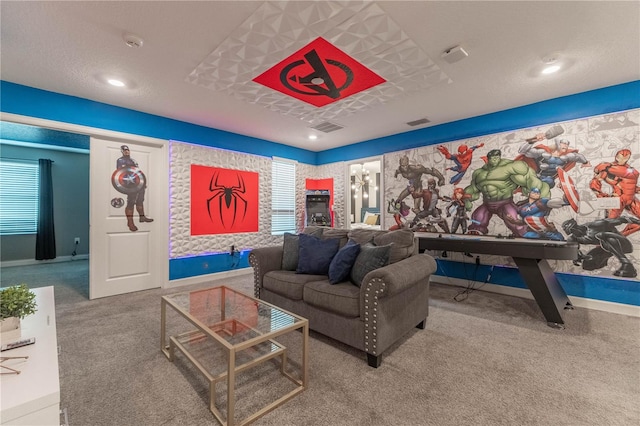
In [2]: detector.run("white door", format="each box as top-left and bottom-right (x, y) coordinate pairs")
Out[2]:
(90, 137), (167, 299)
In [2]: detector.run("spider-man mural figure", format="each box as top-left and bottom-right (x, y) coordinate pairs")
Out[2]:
(437, 143), (484, 185)
(590, 149), (640, 236)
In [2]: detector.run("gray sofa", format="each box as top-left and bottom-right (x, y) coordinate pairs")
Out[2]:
(249, 227), (437, 367)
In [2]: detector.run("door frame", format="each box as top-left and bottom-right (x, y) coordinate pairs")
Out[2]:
(0, 112), (170, 291)
(345, 155), (383, 228)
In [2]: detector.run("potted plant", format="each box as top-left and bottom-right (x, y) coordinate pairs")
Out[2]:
(0, 284), (37, 335)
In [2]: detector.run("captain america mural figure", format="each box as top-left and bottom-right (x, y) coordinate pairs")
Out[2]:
(112, 145), (153, 232)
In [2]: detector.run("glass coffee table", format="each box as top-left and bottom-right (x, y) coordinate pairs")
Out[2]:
(161, 285), (308, 426)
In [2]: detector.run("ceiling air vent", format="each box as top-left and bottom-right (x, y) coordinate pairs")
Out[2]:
(311, 121), (344, 133)
(406, 118), (430, 127)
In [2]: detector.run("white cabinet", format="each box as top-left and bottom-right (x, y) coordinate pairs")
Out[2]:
(1, 286), (60, 425)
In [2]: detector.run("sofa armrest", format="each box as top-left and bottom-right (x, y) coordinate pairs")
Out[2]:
(362, 253), (437, 299)
(359, 253), (437, 359)
(248, 246), (284, 297)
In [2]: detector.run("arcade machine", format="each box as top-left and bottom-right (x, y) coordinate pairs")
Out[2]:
(305, 190), (332, 227)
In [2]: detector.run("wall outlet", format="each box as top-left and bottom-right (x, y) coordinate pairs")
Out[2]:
(74, 237), (80, 245)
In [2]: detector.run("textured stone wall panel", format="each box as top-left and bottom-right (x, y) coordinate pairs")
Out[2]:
(170, 143), (345, 258)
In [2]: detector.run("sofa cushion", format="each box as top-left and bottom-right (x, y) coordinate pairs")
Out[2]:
(296, 233), (340, 275)
(347, 228), (380, 245)
(303, 280), (360, 317)
(281, 232), (299, 271)
(328, 240), (361, 284)
(302, 226), (325, 236)
(321, 228), (350, 248)
(263, 270), (326, 300)
(373, 229), (415, 264)
(350, 242), (391, 287)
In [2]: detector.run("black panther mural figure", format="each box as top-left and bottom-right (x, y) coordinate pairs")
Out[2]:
(561, 216), (640, 278)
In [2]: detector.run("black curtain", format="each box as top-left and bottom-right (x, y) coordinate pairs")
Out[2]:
(36, 159), (56, 260)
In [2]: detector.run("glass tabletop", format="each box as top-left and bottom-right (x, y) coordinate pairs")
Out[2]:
(163, 286), (302, 347)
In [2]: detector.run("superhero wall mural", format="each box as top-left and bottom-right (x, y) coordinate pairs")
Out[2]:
(190, 165), (259, 235)
(384, 110), (640, 279)
(111, 144), (154, 232)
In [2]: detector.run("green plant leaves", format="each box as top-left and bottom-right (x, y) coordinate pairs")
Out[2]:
(0, 284), (37, 319)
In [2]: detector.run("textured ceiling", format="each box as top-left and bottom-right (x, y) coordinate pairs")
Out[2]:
(186, 1), (450, 126)
(1, 1), (639, 151)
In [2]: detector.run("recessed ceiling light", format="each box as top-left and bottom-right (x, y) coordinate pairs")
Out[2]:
(308, 135), (318, 140)
(542, 65), (561, 74)
(541, 53), (562, 75)
(107, 79), (126, 87)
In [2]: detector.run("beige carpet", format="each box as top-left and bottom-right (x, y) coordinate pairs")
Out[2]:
(2, 260), (639, 425)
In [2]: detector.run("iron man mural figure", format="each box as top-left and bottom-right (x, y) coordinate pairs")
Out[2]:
(590, 149), (640, 236)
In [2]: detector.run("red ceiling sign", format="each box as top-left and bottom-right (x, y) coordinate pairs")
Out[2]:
(253, 37), (386, 107)
(191, 165), (259, 235)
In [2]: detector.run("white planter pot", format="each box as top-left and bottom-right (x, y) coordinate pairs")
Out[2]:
(0, 316), (21, 342)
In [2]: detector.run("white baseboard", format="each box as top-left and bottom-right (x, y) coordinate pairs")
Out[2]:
(1, 255), (89, 268)
(166, 268), (253, 289)
(430, 275), (640, 318)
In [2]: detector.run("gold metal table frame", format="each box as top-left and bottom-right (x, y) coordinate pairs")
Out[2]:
(161, 286), (309, 426)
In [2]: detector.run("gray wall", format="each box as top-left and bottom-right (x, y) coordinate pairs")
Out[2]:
(0, 144), (89, 261)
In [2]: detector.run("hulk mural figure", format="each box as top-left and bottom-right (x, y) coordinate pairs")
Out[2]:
(464, 149), (550, 236)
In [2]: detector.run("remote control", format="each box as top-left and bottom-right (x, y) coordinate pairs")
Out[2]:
(1, 337), (36, 351)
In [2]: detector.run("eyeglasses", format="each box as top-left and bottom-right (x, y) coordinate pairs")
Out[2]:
(1, 355), (29, 374)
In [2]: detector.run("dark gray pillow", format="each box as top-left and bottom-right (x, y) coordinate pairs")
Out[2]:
(282, 232), (299, 271)
(296, 233), (340, 275)
(350, 243), (391, 287)
(373, 229), (415, 264)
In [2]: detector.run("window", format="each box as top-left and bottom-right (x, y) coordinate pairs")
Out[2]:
(0, 160), (39, 235)
(271, 158), (296, 235)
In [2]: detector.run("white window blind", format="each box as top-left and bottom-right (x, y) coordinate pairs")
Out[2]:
(0, 160), (39, 235)
(271, 159), (296, 235)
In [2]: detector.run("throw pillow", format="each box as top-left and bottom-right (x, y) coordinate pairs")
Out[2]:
(328, 240), (361, 284)
(364, 214), (378, 225)
(296, 233), (340, 275)
(281, 232), (299, 271)
(373, 229), (415, 264)
(350, 243), (391, 287)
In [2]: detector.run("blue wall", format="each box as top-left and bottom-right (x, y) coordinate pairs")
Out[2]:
(318, 81), (640, 164)
(0, 81), (316, 165)
(2, 80), (639, 307)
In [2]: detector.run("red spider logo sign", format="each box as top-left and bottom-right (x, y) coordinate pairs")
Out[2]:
(207, 171), (248, 228)
(190, 165), (259, 235)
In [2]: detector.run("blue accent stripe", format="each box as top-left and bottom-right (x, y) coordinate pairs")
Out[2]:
(317, 80), (640, 164)
(169, 251), (250, 280)
(0, 81), (317, 164)
(435, 260), (640, 307)
(2, 80), (638, 166)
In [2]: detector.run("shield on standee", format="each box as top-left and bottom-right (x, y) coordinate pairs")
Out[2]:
(111, 167), (146, 195)
(557, 168), (580, 212)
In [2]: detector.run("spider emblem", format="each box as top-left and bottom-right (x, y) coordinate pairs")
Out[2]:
(207, 171), (248, 228)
